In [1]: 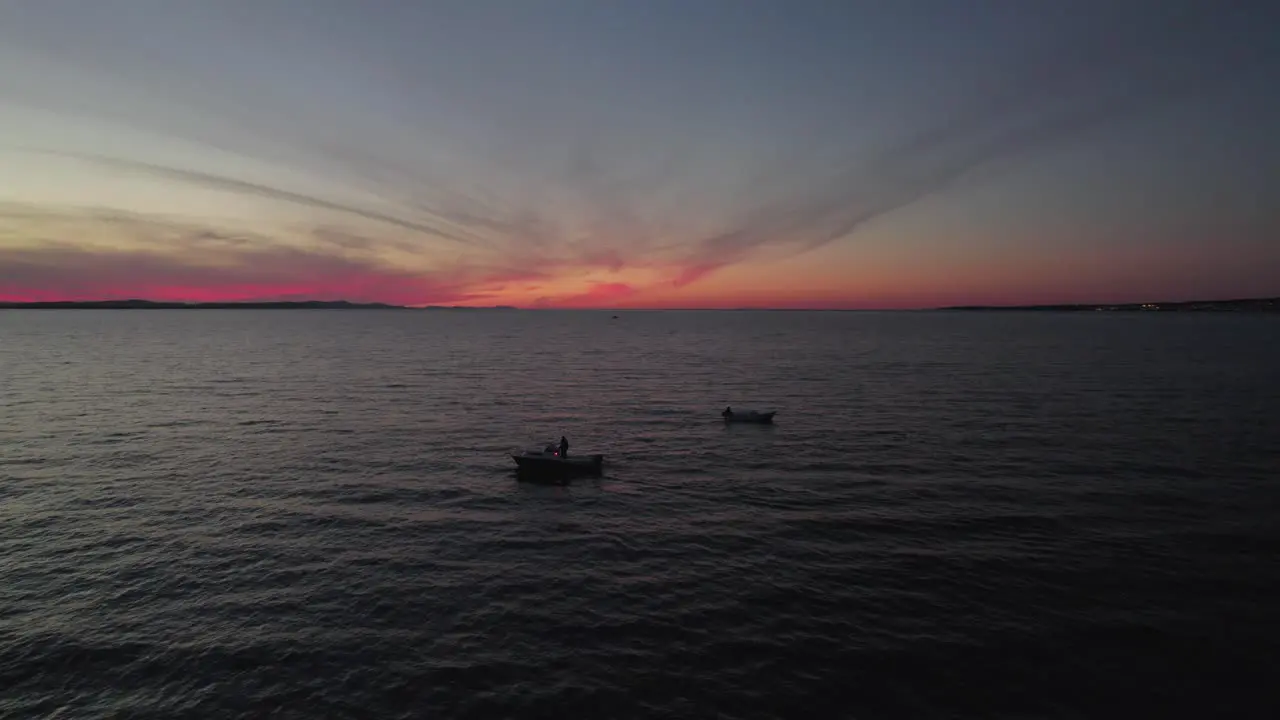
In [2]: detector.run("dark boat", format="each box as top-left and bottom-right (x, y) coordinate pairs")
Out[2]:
(721, 408), (776, 424)
(511, 446), (604, 483)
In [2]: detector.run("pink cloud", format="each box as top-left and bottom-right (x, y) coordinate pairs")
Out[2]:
(669, 262), (724, 288)
(530, 281), (636, 309)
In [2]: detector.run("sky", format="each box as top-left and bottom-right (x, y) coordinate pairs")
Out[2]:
(1, 0), (1277, 309)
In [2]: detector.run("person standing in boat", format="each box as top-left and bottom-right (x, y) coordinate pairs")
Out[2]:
(559, 436), (569, 458)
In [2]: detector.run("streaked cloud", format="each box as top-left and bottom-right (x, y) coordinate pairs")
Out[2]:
(0, 205), (539, 305)
(1, 0), (1277, 307)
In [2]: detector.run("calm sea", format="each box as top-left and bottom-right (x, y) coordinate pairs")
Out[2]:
(2, 309), (1277, 718)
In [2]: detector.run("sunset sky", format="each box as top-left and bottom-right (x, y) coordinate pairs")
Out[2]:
(2, 0), (1277, 309)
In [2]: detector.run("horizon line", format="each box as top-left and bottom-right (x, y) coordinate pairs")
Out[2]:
(1, 295), (1277, 312)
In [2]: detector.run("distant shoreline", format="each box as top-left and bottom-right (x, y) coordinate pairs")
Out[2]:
(937, 297), (1278, 313)
(0, 300), (516, 310)
(0, 297), (1275, 312)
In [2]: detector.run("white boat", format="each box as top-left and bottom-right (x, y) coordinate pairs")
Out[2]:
(721, 408), (776, 424)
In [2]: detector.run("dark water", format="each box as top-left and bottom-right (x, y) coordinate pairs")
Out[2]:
(2, 309), (1278, 719)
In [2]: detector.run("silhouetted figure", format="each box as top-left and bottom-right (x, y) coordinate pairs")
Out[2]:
(559, 436), (569, 458)
(723, 406), (732, 419)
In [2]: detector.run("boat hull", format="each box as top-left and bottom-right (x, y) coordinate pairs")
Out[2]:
(511, 451), (604, 482)
(723, 411), (776, 424)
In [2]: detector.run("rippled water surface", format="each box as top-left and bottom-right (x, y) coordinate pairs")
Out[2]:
(2, 309), (1278, 718)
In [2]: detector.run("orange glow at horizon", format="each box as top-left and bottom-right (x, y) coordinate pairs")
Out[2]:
(2, 212), (1275, 309)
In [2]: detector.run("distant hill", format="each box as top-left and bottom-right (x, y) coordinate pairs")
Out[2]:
(0, 299), (408, 310)
(938, 297), (1279, 313)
